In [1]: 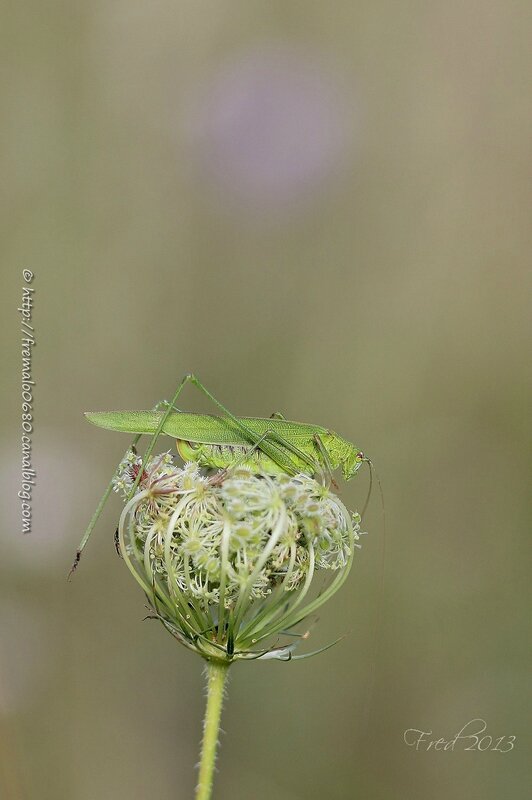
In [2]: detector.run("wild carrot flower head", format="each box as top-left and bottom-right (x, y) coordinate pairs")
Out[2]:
(115, 451), (363, 662)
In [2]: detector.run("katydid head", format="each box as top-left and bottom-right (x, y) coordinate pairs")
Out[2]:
(341, 445), (367, 481)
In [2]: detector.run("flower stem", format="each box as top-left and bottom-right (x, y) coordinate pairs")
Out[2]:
(196, 660), (230, 800)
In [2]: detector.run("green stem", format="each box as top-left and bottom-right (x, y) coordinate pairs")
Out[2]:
(195, 660), (230, 800)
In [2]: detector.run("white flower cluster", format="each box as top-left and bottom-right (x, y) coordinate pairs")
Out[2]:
(114, 451), (361, 614)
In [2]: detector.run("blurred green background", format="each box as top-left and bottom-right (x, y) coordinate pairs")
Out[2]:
(2, 2), (530, 799)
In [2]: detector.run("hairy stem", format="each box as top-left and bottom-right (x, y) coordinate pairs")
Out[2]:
(195, 661), (230, 800)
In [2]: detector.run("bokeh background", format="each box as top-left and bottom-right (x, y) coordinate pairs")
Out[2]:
(2, 2), (530, 799)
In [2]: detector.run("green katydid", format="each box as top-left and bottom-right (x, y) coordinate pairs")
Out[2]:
(70, 374), (368, 577)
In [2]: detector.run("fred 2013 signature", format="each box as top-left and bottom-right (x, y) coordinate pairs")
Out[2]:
(403, 719), (516, 752)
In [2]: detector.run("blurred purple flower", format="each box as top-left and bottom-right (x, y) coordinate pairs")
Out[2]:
(184, 43), (355, 215)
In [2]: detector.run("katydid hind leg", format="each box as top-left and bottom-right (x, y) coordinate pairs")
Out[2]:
(254, 426), (324, 479)
(267, 427), (320, 475)
(126, 376), (193, 497)
(68, 431), (142, 579)
(264, 409), (325, 470)
(184, 375), (321, 475)
(69, 377), (190, 578)
(215, 428), (280, 476)
(183, 375), (308, 476)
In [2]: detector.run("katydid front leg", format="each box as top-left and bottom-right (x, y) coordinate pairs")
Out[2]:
(313, 433), (338, 488)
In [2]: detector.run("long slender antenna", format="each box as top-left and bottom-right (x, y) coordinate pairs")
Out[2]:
(360, 458), (373, 520)
(360, 458), (387, 739)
